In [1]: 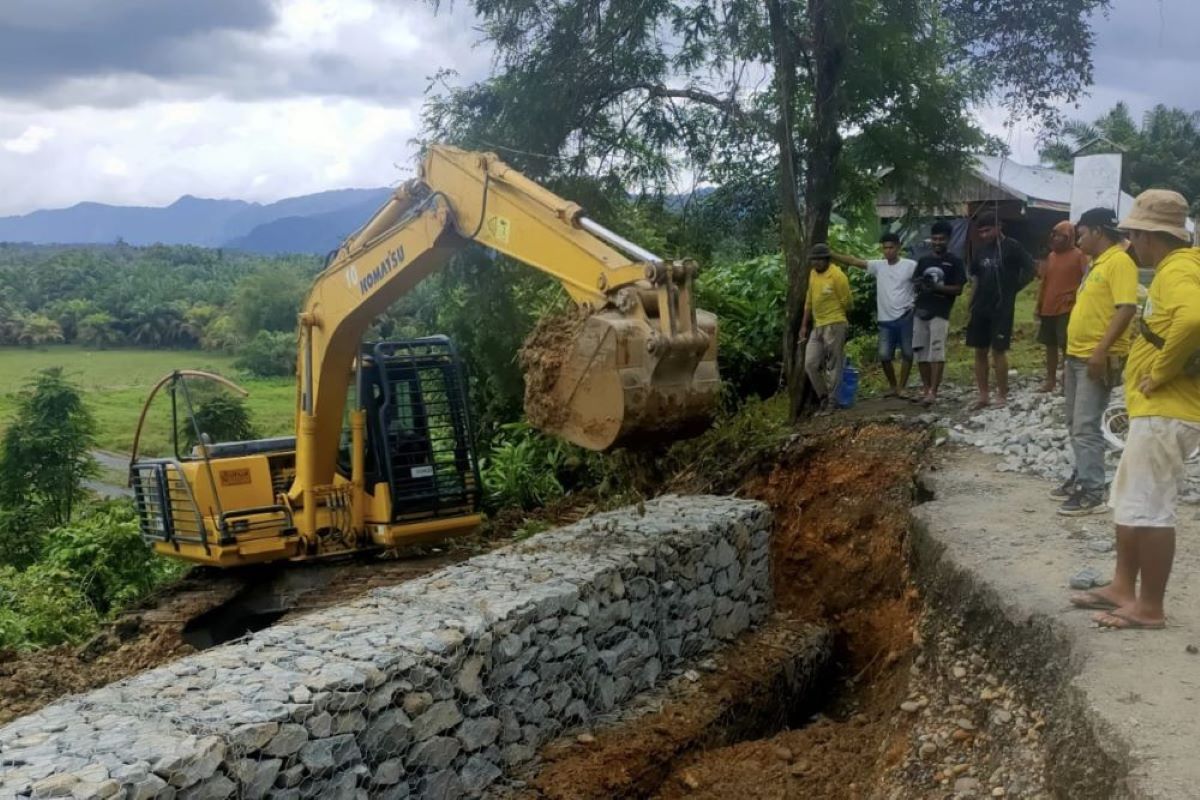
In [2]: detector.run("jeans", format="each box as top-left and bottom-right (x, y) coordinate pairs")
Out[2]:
(1064, 356), (1112, 492)
(805, 322), (848, 399)
(877, 311), (914, 362)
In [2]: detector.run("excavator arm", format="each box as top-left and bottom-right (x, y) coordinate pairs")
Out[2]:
(294, 146), (717, 501)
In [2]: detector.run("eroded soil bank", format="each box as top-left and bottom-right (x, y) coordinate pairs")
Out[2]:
(514, 424), (932, 799)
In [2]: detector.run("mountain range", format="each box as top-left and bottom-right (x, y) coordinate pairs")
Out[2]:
(0, 188), (394, 254)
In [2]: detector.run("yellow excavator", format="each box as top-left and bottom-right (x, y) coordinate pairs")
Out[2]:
(129, 146), (719, 568)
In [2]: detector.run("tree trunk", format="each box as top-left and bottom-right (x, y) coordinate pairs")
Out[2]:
(804, 0), (844, 246)
(765, 0), (808, 420)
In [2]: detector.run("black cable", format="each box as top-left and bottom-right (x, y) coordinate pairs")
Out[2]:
(463, 171), (490, 241)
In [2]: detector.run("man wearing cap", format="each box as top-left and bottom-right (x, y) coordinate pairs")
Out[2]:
(966, 213), (1035, 409)
(1035, 220), (1088, 393)
(800, 243), (852, 411)
(1071, 190), (1200, 630)
(831, 232), (917, 397)
(1053, 208), (1138, 516)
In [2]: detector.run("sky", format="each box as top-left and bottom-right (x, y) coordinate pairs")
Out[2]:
(0, 0), (1197, 217)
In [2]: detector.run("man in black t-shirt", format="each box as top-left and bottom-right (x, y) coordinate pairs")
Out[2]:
(966, 213), (1035, 409)
(912, 220), (965, 405)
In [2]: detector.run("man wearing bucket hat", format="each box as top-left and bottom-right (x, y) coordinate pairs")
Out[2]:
(800, 243), (852, 412)
(1070, 189), (1200, 630)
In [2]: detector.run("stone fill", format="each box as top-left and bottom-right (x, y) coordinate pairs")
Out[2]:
(0, 495), (771, 799)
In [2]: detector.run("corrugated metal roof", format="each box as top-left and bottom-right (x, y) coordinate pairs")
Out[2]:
(972, 155), (1137, 215)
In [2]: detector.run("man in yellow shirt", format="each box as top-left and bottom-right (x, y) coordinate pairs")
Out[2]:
(1055, 208), (1138, 516)
(800, 243), (852, 411)
(1072, 190), (1200, 630)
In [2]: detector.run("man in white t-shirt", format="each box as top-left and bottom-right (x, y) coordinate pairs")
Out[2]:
(832, 232), (917, 397)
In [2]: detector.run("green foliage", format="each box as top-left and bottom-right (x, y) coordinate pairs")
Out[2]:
(77, 312), (119, 349)
(234, 331), (296, 377)
(655, 394), (790, 495)
(845, 333), (878, 367)
(230, 264), (311, 338)
(179, 392), (259, 450)
(479, 422), (601, 511)
(0, 243), (320, 351)
(480, 423), (568, 510)
(0, 501), (185, 650)
(0, 368), (96, 529)
(0, 563), (99, 650)
(1041, 102), (1200, 214)
(40, 502), (182, 615)
(696, 254), (785, 399)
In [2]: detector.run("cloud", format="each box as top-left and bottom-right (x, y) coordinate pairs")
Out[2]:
(0, 0), (490, 109)
(2, 124), (54, 154)
(0, 1), (493, 216)
(0, 97), (420, 215)
(978, 0), (1200, 165)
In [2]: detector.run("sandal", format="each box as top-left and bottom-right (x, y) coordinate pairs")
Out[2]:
(1094, 611), (1167, 630)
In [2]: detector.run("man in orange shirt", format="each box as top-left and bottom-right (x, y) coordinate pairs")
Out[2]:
(1035, 219), (1088, 392)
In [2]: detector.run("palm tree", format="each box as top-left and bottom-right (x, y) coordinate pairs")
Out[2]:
(78, 312), (120, 350)
(1041, 102), (1200, 211)
(16, 314), (65, 348)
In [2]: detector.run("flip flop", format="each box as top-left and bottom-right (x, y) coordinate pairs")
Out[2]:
(1094, 610), (1167, 630)
(969, 399), (989, 411)
(1069, 591), (1119, 611)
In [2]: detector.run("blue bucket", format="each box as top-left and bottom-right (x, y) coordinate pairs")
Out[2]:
(835, 359), (859, 409)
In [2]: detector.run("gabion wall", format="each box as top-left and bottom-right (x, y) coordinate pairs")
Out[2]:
(0, 495), (771, 800)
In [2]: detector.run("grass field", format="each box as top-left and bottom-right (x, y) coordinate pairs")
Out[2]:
(0, 284), (1051, 456)
(851, 283), (1046, 397)
(0, 346), (295, 456)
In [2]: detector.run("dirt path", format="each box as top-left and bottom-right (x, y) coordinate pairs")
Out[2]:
(915, 445), (1200, 798)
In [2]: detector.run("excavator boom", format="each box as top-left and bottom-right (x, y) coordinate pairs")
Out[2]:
(299, 145), (718, 475)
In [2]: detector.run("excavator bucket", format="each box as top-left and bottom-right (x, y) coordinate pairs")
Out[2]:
(521, 269), (720, 452)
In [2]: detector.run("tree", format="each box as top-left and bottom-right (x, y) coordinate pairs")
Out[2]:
(46, 298), (100, 343)
(178, 393), (259, 450)
(235, 330), (297, 377)
(77, 312), (120, 349)
(230, 265), (309, 339)
(1041, 102), (1200, 213)
(15, 314), (64, 348)
(424, 0), (1109, 415)
(0, 368), (97, 529)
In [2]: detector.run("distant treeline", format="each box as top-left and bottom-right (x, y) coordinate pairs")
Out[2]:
(0, 243), (320, 374)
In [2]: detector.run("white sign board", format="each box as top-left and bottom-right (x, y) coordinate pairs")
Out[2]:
(1070, 153), (1123, 221)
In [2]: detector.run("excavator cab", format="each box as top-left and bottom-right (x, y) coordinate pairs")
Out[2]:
(130, 338), (482, 566)
(353, 337), (480, 523)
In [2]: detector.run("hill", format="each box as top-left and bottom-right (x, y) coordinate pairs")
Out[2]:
(0, 188), (391, 253)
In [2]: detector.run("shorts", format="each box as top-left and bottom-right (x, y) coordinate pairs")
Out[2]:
(878, 312), (914, 362)
(913, 316), (949, 363)
(965, 306), (1014, 352)
(1037, 313), (1070, 348)
(1110, 416), (1200, 528)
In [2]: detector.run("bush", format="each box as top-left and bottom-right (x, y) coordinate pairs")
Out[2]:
(179, 392), (258, 449)
(0, 563), (100, 649)
(0, 501), (185, 650)
(0, 367), (97, 529)
(235, 330), (296, 377)
(696, 253), (786, 400)
(480, 422), (597, 511)
(42, 502), (184, 614)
